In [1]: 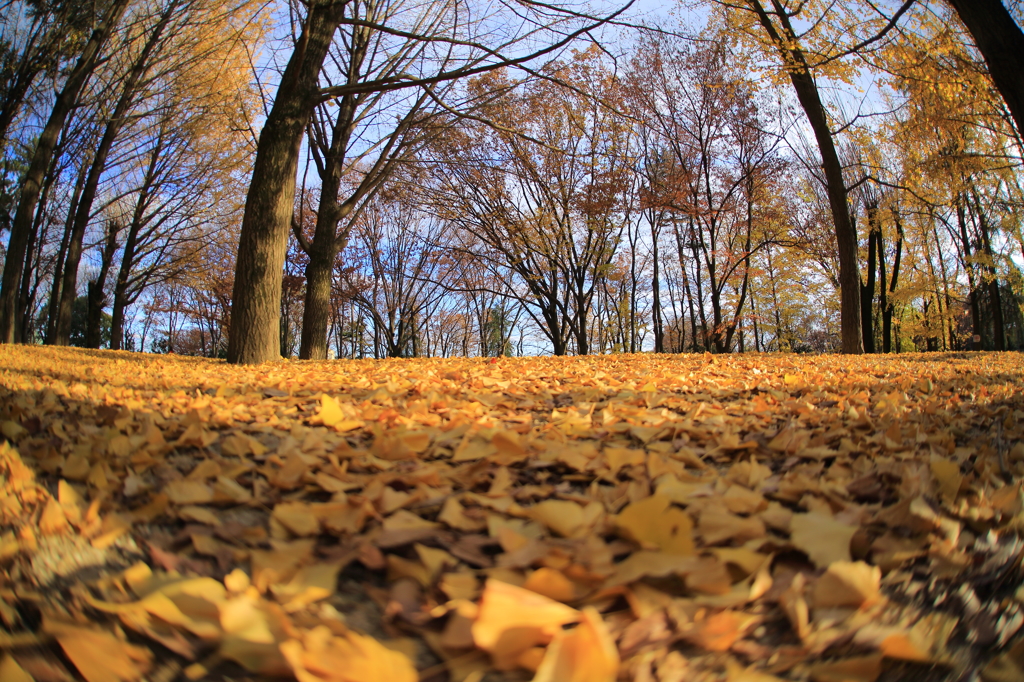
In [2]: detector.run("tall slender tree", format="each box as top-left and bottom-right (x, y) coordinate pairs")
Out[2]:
(0, 0), (131, 343)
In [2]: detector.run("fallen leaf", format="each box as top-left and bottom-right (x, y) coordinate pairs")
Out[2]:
(524, 567), (583, 602)
(789, 513), (857, 568)
(532, 607), (618, 682)
(813, 561), (882, 609)
(615, 494), (695, 555)
(280, 625), (417, 682)
(164, 480), (214, 505)
(682, 610), (760, 652)
(527, 499), (586, 538)
(50, 622), (151, 682)
(699, 507), (766, 545)
(272, 502), (321, 537)
(472, 579), (579, 669)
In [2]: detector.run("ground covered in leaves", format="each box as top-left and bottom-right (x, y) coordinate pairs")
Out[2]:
(1, 346), (1024, 682)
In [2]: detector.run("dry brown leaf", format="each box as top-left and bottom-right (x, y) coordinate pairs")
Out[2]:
(930, 456), (962, 502)
(789, 513), (857, 568)
(472, 579), (580, 669)
(531, 607), (618, 682)
(271, 561), (345, 612)
(527, 499), (586, 538)
(272, 502), (321, 537)
(780, 573), (810, 641)
(615, 494), (695, 555)
(685, 555), (733, 595)
(813, 561), (882, 609)
(49, 622), (152, 682)
(699, 507), (766, 545)
(164, 480), (214, 505)
(523, 567), (584, 602)
(607, 551), (701, 586)
(682, 610), (760, 652)
(438, 497), (487, 532)
(280, 625), (418, 682)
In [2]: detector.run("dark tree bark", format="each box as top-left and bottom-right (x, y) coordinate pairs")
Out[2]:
(650, 215), (664, 353)
(16, 145), (61, 342)
(947, 0), (1024, 138)
(956, 199), (984, 347)
(53, 2), (175, 346)
(0, 36), (44, 150)
(973, 194), (1006, 351)
(860, 207), (878, 354)
(0, 5), (71, 148)
(227, 2), (346, 364)
(882, 209), (904, 353)
(85, 218), (119, 348)
(109, 160), (156, 350)
(45, 156), (92, 344)
(745, 0), (863, 353)
(296, 19), (372, 362)
(0, 0), (130, 343)
(298, 84), (424, 360)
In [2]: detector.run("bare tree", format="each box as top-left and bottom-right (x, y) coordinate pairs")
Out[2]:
(226, 0), (633, 363)
(0, 0), (131, 343)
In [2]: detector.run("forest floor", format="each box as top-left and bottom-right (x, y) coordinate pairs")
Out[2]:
(1, 346), (1023, 682)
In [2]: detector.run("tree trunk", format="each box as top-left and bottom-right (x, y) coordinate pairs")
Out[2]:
(85, 219), (119, 348)
(974, 196), (1006, 351)
(227, 3), (345, 364)
(946, 0), (1024, 138)
(0, 15), (50, 149)
(0, 0), (130, 343)
(299, 237), (340, 360)
(651, 216), (664, 353)
(53, 4), (174, 346)
(16, 154), (58, 342)
(957, 200), (984, 347)
(883, 209), (904, 353)
(860, 219), (877, 354)
(46, 163), (86, 344)
(109, 145), (159, 351)
(748, 0), (862, 353)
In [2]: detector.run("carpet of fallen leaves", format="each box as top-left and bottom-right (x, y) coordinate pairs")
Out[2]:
(1, 346), (1024, 682)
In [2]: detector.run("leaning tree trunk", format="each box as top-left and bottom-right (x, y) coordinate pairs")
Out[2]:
(16, 155), (58, 342)
(53, 4), (174, 346)
(787, 66), (863, 354)
(748, 0), (862, 353)
(45, 163), (86, 344)
(227, 2), (345, 364)
(0, 0), (130, 343)
(947, 0), (1024, 139)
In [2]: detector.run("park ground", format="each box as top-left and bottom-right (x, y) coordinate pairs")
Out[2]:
(1, 346), (1024, 682)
